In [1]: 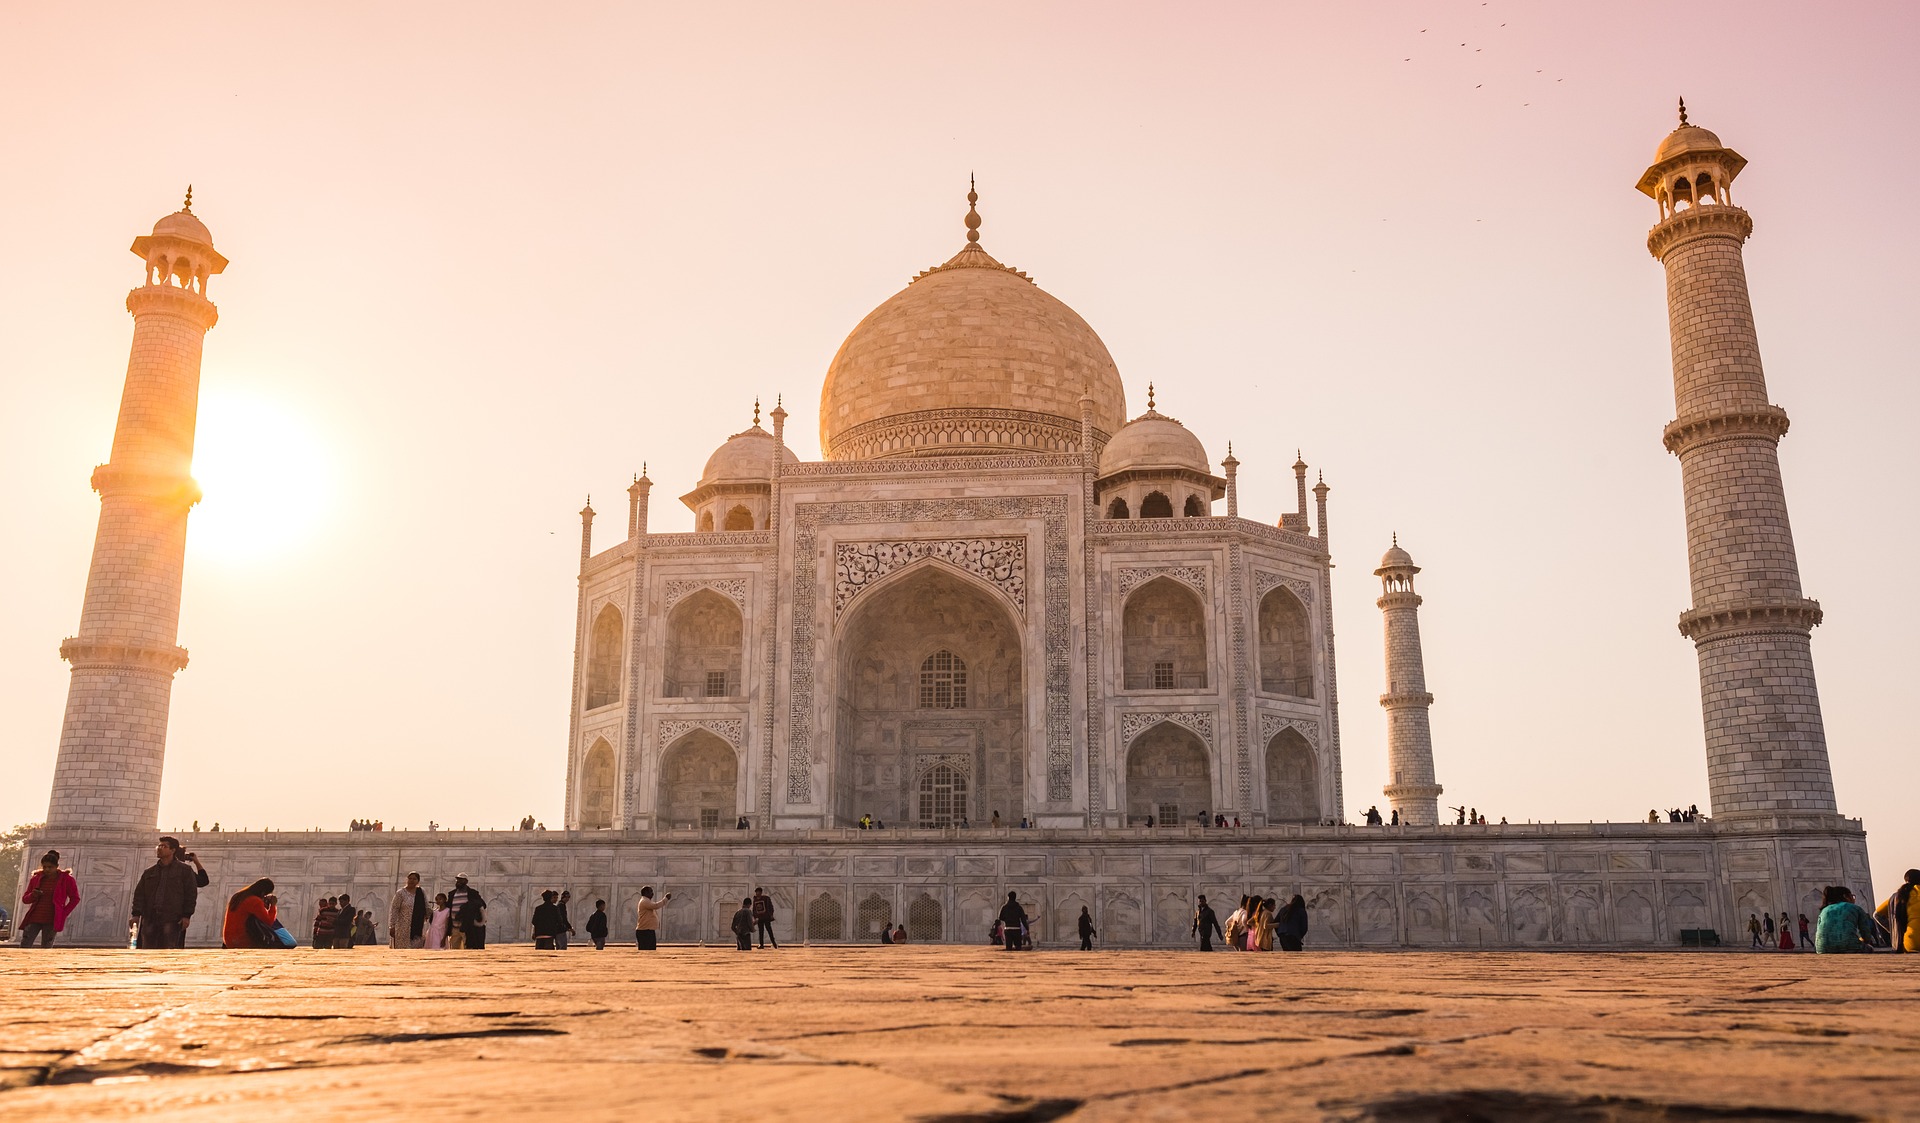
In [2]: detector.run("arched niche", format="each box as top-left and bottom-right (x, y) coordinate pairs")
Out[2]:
(836, 564), (1025, 828)
(1264, 727), (1318, 823)
(696, 510), (715, 532)
(1256, 586), (1313, 698)
(1125, 722), (1210, 826)
(1183, 495), (1205, 517)
(579, 737), (616, 829)
(664, 589), (743, 699)
(907, 893), (943, 942)
(1140, 491), (1173, 518)
(585, 603), (623, 709)
(1122, 576), (1208, 690)
(657, 729), (737, 829)
(724, 505), (755, 531)
(1106, 497), (1130, 519)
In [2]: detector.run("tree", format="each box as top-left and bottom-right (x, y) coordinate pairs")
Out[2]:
(0, 823), (43, 903)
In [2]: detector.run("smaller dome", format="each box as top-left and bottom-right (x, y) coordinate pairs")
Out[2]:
(1655, 124), (1724, 163)
(152, 209), (212, 244)
(700, 425), (798, 487)
(1376, 541), (1417, 573)
(1098, 408), (1210, 477)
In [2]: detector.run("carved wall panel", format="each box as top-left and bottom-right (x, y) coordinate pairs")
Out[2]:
(834, 538), (1026, 620)
(1115, 565), (1207, 600)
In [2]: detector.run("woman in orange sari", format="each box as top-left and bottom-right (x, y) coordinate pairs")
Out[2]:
(221, 878), (278, 948)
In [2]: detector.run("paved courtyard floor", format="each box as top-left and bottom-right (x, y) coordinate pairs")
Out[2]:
(0, 946), (1914, 1121)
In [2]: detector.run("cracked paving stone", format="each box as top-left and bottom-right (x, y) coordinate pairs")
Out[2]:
(0, 948), (1915, 1120)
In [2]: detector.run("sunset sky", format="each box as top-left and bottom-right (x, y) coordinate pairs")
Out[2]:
(2, 3), (1915, 894)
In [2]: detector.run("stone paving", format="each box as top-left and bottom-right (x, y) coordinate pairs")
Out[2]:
(0, 946), (1914, 1120)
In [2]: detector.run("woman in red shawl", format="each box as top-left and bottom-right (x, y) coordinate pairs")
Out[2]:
(19, 850), (81, 946)
(221, 878), (279, 948)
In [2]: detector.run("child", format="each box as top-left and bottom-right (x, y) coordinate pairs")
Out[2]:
(586, 899), (609, 950)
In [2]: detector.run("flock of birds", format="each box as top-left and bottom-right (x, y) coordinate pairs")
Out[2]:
(1402, 4), (1569, 108)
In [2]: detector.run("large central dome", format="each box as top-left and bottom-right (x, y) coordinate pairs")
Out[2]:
(819, 196), (1127, 460)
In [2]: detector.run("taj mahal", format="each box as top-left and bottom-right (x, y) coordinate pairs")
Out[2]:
(25, 106), (1873, 947)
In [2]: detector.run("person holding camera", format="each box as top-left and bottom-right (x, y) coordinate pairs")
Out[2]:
(634, 886), (671, 950)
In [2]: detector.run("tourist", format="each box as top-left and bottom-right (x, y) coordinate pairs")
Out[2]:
(587, 899), (609, 950)
(1815, 886), (1877, 954)
(634, 886), (671, 950)
(1278, 894), (1310, 952)
(335, 894), (358, 948)
(991, 811), (1001, 828)
(1389, 809), (1400, 826)
(1145, 815), (1155, 829)
(447, 875), (487, 950)
(1365, 806), (1382, 826)
(998, 891), (1028, 952)
(1762, 913), (1775, 945)
(556, 890), (575, 949)
(1077, 906), (1096, 951)
(1242, 897), (1266, 951)
(1778, 912), (1795, 951)
(532, 890), (565, 950)
(1748, 914), (1763, 948)
(389, 872), (429, 949)
(736, 815), (750, 830)
(1192, 895), (1222, 952)
(880, 924), (894, 944)
(731, 897), (755, 950)
(1797, 913), (1812, 950)
(892, 924), (909, 944)
(313, 898), (339, 948)
(130, 836), (199, 949)
(221, 878), (279, 948)
(752, 887), (779, 949)
(18, 850), (79, 947)
(426, 893), (452, 949)
(1879, 869), (1919, 953)
(1222, 896), (1249, 950)
(1255, 897), (1279, 951)
(356, 905), (377, 946)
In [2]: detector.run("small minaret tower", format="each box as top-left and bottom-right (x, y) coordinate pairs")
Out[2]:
(47, 192), (228, 829)
(1638, 101), (1836, 815)
(1376, 536), (1441, 825)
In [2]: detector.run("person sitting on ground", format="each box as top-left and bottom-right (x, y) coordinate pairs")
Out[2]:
(221, 878), (280, 949)
(1815, 885), (1877, 953)
(1876, 869), (1920, 953)
(892, 924), (909, 944)
(880, 924), (894, 944)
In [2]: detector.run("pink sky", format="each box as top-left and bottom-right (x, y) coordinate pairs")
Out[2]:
(2, 3), (1915, 894)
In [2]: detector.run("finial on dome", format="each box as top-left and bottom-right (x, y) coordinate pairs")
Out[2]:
(183, 184), (193, 213)
(753, 398), (761, 427)
(1147, 382), (1156, 411)
(1393, 531), (1399, 547)
(1677, 96), (1688, 127)
(965, 174), (981, 245)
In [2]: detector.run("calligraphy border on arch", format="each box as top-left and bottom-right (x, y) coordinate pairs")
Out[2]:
(788, 495), (1071, 805)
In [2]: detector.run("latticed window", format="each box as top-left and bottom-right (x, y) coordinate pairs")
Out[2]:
(1158, 802), (1180, 825)
(705, 670), (728, 697)
(919, 650), (968, 709)
(917, 764), (967, 828)
(1153, 661), (1175, 690)
(699, 808), (720, 829)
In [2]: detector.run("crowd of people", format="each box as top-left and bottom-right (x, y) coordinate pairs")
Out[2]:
(18, 838), (1919, 959)
(1651, 806), (1703, 823)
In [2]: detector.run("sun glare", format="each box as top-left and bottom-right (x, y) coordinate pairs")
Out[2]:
(189, 390), (335, 563)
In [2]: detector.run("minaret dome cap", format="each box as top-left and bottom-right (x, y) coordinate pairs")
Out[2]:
(1375, 541), (1418, 574)
(151, 209), (213, 245)
(1654, 124), (1726, 163)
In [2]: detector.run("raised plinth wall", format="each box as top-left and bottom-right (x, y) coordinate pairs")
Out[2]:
(23, 818), (1869, 948)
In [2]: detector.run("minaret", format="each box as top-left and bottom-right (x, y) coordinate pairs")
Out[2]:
(1638, 101), (1836, 815)
(1376, 536), (1441, 825)
(47, 193), (227, 829)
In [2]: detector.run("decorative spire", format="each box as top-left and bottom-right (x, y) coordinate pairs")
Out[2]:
(965, 174), (981, 245)
(1147, 382), (1156, 411)
(1677, 96), (1688, 127)
(182, 184), (193, 213)
(1393, 531), (1399, 547)
(752, 398), (761, 427)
